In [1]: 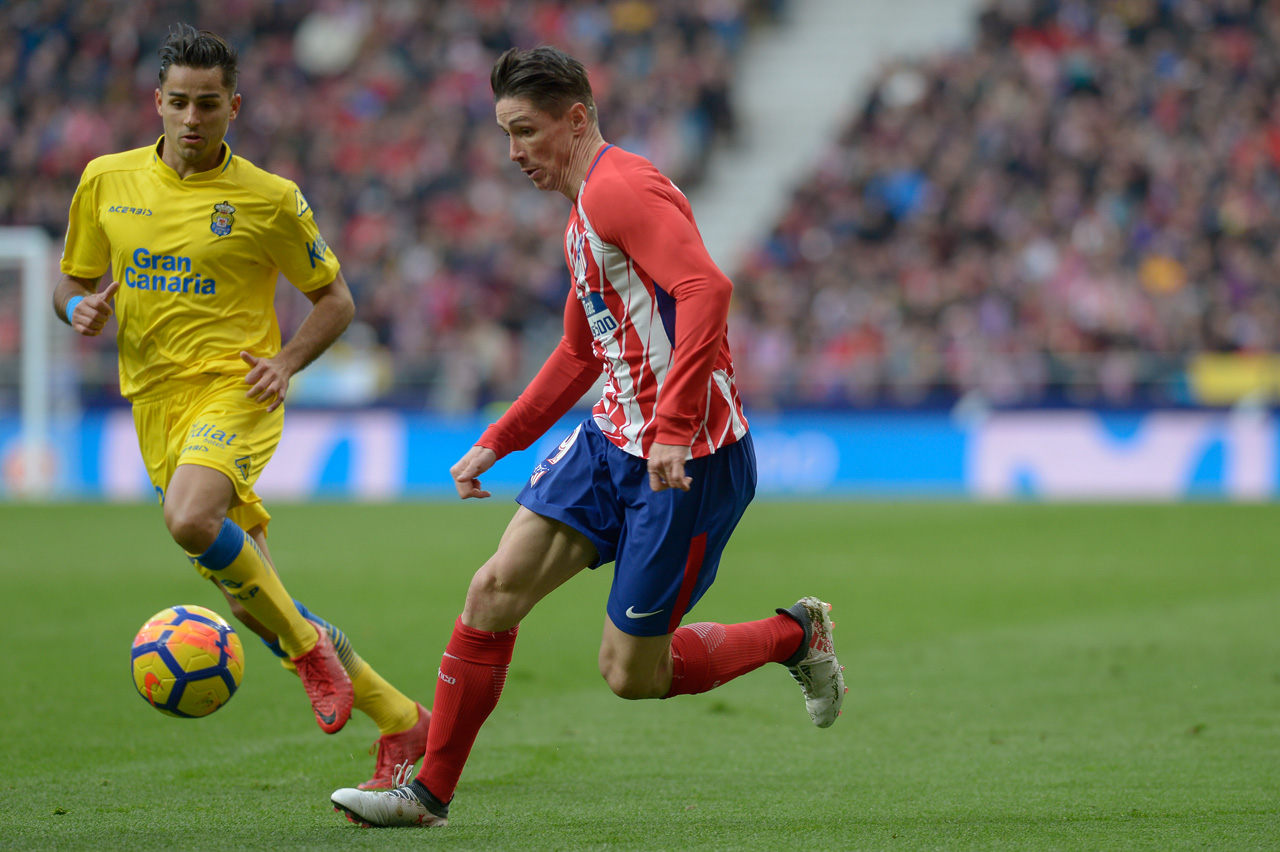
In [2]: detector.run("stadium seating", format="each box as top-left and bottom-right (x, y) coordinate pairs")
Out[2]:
(4, 0), (1278, 410)
(0, 0), (777, 408)
(733, 0), (1280, 408)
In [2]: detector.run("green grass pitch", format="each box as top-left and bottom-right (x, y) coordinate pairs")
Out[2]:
(2, 500), (1278, 851)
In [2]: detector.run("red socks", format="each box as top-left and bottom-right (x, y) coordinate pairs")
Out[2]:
(415, 616), (518, 803)
(414, 611), (803, 801)
(664, 613), (804, 698)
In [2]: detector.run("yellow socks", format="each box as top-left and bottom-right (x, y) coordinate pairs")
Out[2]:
(189, 518), (317, 658)
(351, 665), (419, 735)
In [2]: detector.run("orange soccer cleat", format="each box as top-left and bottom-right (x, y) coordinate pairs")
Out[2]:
(359, 703), (432, 790)
(291, 628), (354, 734)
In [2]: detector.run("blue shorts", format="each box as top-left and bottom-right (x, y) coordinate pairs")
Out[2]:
(516, 418), (757, 637)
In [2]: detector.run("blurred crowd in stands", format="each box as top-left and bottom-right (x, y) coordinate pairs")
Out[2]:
(734, 0), (1280, 408)
(0, 0), (771, 408)
(3, 0), (1278, 411)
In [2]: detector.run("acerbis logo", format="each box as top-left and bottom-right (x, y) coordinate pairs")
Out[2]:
(108, 205), (154, 216)
(437, 669), (456, 685)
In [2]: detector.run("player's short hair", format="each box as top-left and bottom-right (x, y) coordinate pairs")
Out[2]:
(158, 23), (239, 92)
(491, 46), (596, 124)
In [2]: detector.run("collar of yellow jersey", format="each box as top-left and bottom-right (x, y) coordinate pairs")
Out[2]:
(150, 136), (234, 183)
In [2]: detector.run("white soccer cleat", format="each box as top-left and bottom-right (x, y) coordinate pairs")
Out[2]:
(779, 596), (846, 728)
(332, 762), (449, 828)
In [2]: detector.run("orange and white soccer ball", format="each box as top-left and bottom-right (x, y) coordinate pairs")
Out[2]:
(130, 605), (244, 718)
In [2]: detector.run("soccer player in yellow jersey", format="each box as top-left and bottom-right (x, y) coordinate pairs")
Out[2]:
(52, 23), (429, 789)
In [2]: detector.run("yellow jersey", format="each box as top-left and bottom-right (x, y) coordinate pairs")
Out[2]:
(61, 138), (340, 400)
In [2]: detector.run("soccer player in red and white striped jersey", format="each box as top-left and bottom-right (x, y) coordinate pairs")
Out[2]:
(494, 133), (751, 461)
(331, 46), (846, 829)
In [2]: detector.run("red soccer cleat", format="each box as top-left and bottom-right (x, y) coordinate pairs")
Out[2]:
(291, 628), (354, 734)
(358, 703), (432, 790)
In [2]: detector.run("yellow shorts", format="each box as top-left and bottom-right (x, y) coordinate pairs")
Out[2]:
(132, 373), (283, 539)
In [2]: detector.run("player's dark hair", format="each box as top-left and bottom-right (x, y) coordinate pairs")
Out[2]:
(158, 23), (239, 92)
(491, 46), (596, 123)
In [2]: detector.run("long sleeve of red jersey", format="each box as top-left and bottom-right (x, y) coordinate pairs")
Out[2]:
(477, 289), (601, 459)
(588, 171), (734, 448)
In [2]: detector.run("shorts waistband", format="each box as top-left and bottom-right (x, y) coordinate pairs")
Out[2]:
(128, 373), (237, 405)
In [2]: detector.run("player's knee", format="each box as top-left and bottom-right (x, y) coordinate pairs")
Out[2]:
(163, 504), (222, 554)
(463, 563), (529, 630)
(468, 562), (508, 597)
(599, 660), (661, 700)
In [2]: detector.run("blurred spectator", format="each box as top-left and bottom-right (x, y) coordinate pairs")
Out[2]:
(0, 0), (778, 409)
(735, 0), (1280, 409)
(13, 0), (1277, 412)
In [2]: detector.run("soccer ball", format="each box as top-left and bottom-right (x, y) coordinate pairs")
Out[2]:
(130, 605), (245, 718)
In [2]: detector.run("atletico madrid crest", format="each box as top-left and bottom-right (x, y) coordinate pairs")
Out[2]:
(210, 201), (236, 237)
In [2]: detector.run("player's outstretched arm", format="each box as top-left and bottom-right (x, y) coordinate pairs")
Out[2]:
(450, 445), (498, 500)
(242, 270), (355, 412)
(54, 274), (118, 337)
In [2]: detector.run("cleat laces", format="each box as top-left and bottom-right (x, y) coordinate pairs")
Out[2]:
(391, 760), (416, 789)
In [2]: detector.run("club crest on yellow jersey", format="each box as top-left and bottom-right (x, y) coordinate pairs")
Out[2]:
(210, 201), (236, 237)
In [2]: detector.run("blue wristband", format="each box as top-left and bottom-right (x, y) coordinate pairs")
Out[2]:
(65, 295), (85, 325)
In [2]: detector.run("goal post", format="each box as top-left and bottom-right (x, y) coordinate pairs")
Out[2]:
(0, 226), (57, 498)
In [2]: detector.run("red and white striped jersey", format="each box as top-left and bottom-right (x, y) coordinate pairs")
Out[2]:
(480, 143), (748, 460)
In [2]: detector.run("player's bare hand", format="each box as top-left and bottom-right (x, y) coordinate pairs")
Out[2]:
(72, 280), (120, 336)
(240, 350), (292, 412)
(451, 445), (497, 499)
(648, 442), (692, 492)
